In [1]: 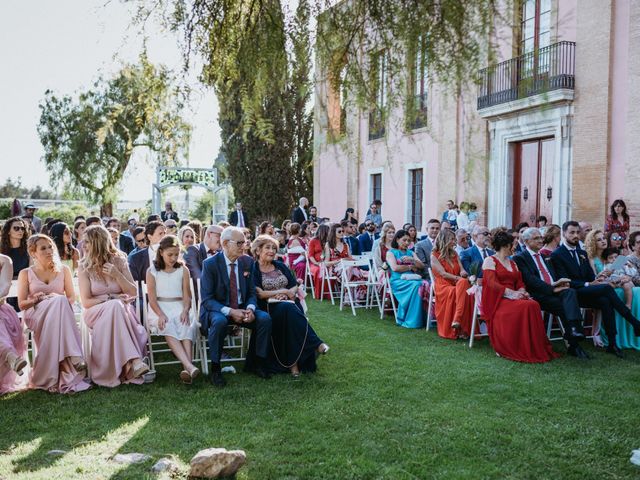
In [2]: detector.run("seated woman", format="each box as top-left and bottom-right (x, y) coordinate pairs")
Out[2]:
(482, 229), (559, 362)
(372, 223), (395, 273)
(405, 224), (418, 250)
(386, 229), (426, 329)
(17, 235), (90, 393)
(73, 219), (86, 249)
(430, 229), (474, 339)
(78, 225), (149, 387)
(146, 236), (199, 384)
(178, 225), (196, 249)
(1, 217), (30, 311)
(539, 224), (561, 258)
(604, 199), (630, 244)
(252, 235), (328, 377)
(286, 222), (307, 281)
(308, 224), (330, 299)
(323, 223), (366, 301)
(585, 230), (640, 350)
(259, 221), (275, 237)
(0, 254), (29, 394)
(50, 222), (80, 274)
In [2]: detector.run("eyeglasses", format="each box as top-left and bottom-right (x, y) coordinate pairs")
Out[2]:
(480, 232), (491, 236)
(166, 225), (177, 229)
(227, 240), (245, 247)
(612, 235), (622, 241)
(336, 230), (344, 234)
(12, 226), (26, 232)
(135, 237), (146, 244)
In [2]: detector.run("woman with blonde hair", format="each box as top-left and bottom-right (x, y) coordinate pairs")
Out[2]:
(372, 222), (395, 272)
(430, 229), (474, 339)
(17, 235), (90, 393)
(178, 225), (196, 250)
(78, 225), (149, 387)
(539, 224), (561, 258)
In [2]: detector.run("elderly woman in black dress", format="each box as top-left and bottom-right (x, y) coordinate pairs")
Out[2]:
(252, 235), (329, 378)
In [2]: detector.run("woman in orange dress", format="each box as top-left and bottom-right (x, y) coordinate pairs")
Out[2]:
(308, 224), (330, 299)
(481, 229), (560, 362)
(430, 229), (474, 339)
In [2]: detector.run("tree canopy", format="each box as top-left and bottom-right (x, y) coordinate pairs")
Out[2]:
(38, 54), (191, 216)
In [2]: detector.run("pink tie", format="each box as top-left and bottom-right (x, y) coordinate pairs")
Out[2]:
(534, 254), (552, 285)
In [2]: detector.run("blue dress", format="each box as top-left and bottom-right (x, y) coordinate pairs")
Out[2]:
(389, 249), (425, 329)
(594, 258), (640, 350)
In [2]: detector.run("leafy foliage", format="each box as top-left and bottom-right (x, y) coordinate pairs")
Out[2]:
(0, 177), (56, 200)
(37, 53), (192, 216)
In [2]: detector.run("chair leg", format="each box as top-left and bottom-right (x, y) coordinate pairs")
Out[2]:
(469, 306), (478, 348)
(348, 285), (357, 316)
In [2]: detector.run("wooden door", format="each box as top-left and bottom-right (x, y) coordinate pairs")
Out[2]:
(512, 137), (554, 227)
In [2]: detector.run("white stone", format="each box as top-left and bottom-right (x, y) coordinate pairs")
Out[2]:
(151, 457), (179, 474)
(189, 448), (246, 478)
(47, 450), (66, 456)
(112, 453), (152, 464)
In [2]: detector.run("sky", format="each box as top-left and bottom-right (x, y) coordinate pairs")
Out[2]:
(0, 0), (220, 202)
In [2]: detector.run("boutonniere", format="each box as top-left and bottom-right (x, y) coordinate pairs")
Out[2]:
(579, 255), (587, 261)
(243, 270), (250, 278)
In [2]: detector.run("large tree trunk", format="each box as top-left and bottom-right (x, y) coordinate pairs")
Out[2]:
(100, 202), (113, 218)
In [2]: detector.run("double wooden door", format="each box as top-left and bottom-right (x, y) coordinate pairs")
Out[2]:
(512, 138), (554, 227)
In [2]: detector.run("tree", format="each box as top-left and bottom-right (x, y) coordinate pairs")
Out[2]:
(0, 177), (56, 200)
(37, 53), (191, 216)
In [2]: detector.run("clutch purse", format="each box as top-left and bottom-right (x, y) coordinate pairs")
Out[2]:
(400, 273), (422, 281)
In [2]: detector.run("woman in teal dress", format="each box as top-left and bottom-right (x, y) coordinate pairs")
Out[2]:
(385, 229), (426, 329)
(585, 230), (640, 350)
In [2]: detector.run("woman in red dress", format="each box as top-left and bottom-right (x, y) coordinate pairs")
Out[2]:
(481, 229), (560, 363)
(308, 224), (330, 299)
(430, 229), (474, 339)
(323, 224), (366, 300)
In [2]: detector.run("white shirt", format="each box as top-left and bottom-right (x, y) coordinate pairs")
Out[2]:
(148, 244), (159, 266)
(562, 241), (581, 265)
(236, 210), (245, 228)
(301, 207), (308, 221)
(220, 253), (255, 316)
(527, 247), (553, 281)
(475, 244), (489, 259)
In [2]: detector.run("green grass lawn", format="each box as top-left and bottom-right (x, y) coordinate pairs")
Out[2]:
(1, 299), (640, 479)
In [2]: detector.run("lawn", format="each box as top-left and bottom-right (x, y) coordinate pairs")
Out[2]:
(1, 299), (640, 479)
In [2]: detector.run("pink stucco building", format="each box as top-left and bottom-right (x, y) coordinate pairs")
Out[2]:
(313, 0), (640, 232)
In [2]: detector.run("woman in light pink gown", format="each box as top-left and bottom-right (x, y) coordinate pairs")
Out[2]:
(0, 254), (29, 394)
(78, 226), (149, 387)
(17, 235), (90, 394)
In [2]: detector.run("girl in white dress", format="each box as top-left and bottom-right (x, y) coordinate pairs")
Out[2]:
(146, 235), (199, 383)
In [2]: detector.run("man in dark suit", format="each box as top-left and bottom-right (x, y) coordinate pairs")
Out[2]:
(342, 220), (361, 256)
(160, 201), (179, 222)
(414, 219), (441, 274)
(357, 220), (377, 253)
(228, 202), (249, 228)
(128, 221), (167, 282)
(514, 227), (588, 358)
(551, 221), (640, 358)
(460, 225), (495, 281)
(183, 225), (223, 280)
(291, 197), (308, 224)
(308, 206), (319, 223)
(199, 227), (272, 386)
(513, 222), (529, 254)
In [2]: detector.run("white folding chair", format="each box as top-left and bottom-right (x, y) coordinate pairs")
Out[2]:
(378, 270), (397, 320)
(338, 258), (373, 316)
(319, 262), (340, 304)
(426, 268), (437, 331)
(303, 250), (316, 298)
(468, 288), (488, 347)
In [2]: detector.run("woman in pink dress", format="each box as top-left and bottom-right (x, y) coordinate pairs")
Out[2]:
(78, 225), (149, 387)
(0, 254), (29, 394)
(17, 235), (90, 394)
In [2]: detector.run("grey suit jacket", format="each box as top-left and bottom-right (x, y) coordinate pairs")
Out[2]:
(414, 237), (435, 273)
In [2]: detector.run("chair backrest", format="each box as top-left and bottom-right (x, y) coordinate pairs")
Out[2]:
(7, 279), (19, 300)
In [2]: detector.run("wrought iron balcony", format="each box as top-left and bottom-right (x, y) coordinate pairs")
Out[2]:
(477, 41), (575, 110)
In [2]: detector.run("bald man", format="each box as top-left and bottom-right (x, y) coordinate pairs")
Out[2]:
(183, 225), (223, 280)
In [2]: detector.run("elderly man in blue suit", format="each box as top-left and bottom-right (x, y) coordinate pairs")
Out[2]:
(199, 227), (272, 386)
(460, 225), (495, 283)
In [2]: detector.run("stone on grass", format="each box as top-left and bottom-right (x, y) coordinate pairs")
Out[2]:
(112, 453), (152, 464)
(151, 457), (179, 474)
(47, 450), (66, 456)
(189, 448), (246, 478)
(631, 449), (640, 466)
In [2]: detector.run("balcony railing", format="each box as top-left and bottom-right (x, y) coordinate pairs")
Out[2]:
(477, 41), (575, 110)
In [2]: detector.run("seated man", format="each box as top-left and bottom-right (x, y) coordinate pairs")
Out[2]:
(550, 221), (640, 358)
(183, 225), (223, 280)
(513, 227), (588, 359)
(414, 219), (441, 276)
(199, 227), (272, 386)
(460, 225), (495, 282)
(357, 221), (377, 253)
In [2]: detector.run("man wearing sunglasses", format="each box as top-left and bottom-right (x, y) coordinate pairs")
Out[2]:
(460, 225), (494, 283)
(199, 227), (272, 387)
(184, 225), (223, 280)
(357, 220), (378, 253)
(21, 203), (42, 233)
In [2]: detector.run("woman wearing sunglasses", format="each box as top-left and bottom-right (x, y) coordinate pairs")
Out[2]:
(605, 199), (630, 246)
(0, 217), (31, 281)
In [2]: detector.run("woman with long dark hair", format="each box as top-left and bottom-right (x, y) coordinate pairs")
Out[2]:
(605, 199), (630, 243)
(308, 224), (330, 299)
(342, 208), (358, 226)
(0, 217), (30, 280)
(50, 222), (80, 274)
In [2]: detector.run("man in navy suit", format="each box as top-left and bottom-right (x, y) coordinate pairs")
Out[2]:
(183, 225), (223, 280)
(357, 220), (377, 253)
(228, 202), (249, 228)
(291, 197), (309, 224)
(128, 221), (167, 282)
(514, 227), (588, 358)
(199, 227), (272, 386)
(551, 221), (640, 358)
(460, 225), (495, 281)
(513, 222), (529, 254)
(342, 220), (361, 256)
